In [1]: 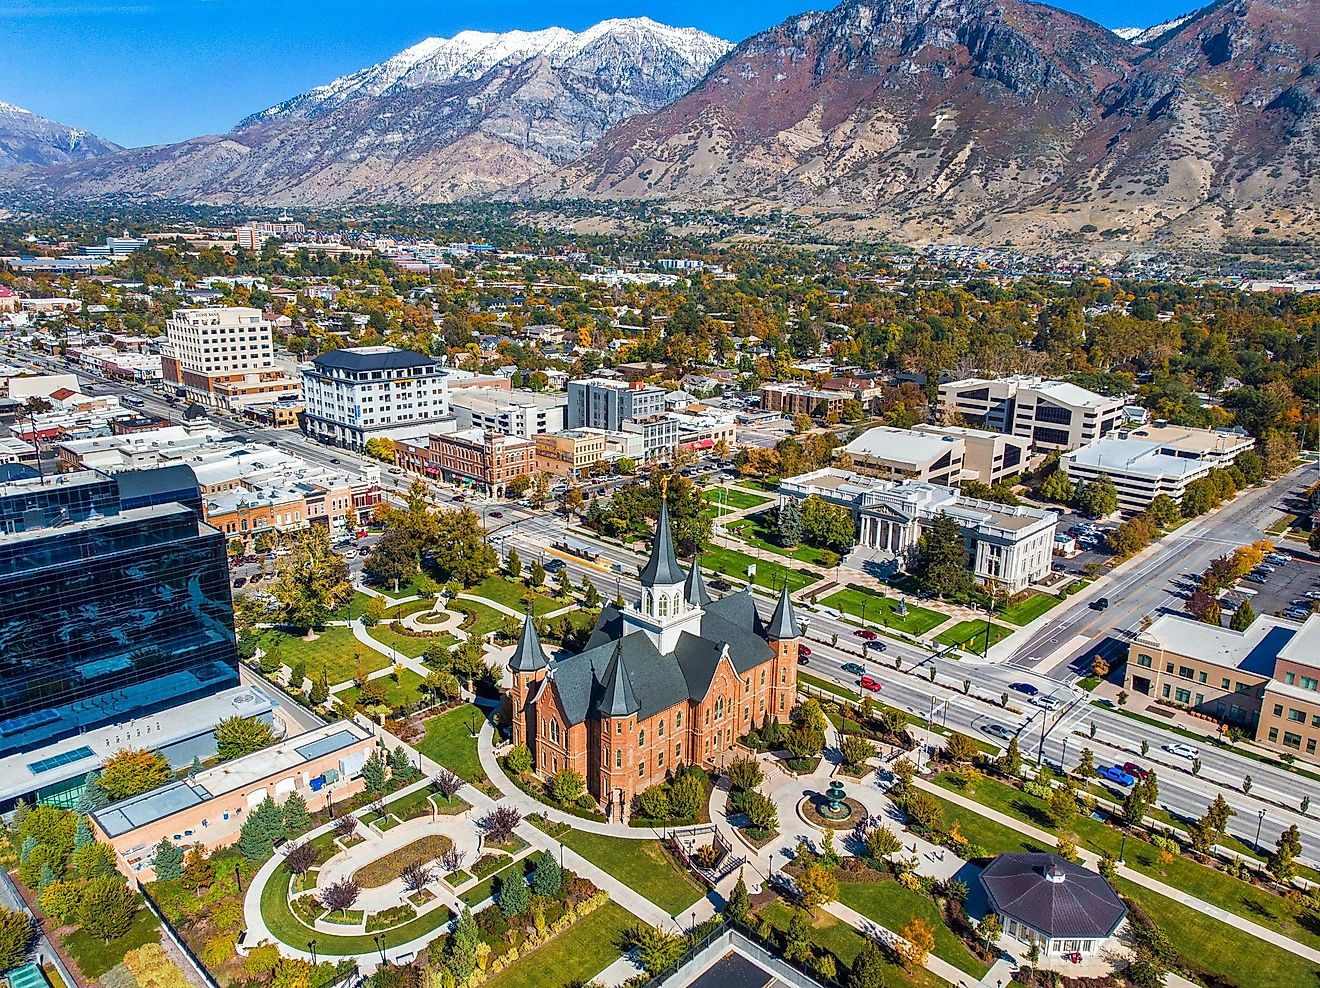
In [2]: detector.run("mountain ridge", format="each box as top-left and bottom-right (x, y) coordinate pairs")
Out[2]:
(0, 101), (121, 170)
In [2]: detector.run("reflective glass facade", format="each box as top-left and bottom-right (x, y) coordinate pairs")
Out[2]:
(0, 471), (239, 760)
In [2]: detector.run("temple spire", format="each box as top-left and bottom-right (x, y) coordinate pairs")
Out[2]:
(638, 499), (685, 587)
(683, 554), (711, 607)
(599, 640), (639, 717)
(766, 581), (801, 640)
(509, 611), (547, 673)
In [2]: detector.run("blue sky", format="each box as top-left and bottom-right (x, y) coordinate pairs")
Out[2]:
(2, 0), (1195, 148)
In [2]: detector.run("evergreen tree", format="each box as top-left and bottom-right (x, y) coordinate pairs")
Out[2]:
(281, 793), (311, 838)
(498, 872), (530, 918)
(725, 871), (751, 923)
(447, 907), (480, 982)
(530, 849), (562, 898)
(1270, 824), (1302, 882)
(237, 796), (285, 860)
(913, 512), (973, 597)
(849, 939), (887, 988)
(37, 863), (57, 892)
(153, 839), (184, 882)
(529, 560), (546, 588)
(363, 751), (389, 795)
(1230, 600), (1257, 631)
(390, 745), (413, 777)
(556, 567), (574, 599)
(310, 666), (330, 705)
(777, 498), (803, 547)
(505, 548), (521, 579)
(74, 772), (107, 813)
(582, 576), (601, 609)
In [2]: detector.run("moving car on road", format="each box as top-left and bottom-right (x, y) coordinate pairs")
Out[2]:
(1097, 765), (1136, 786)
(1010, 682), (1039, 696)
(1091, 597), (1110, 610)
(982, 724), (1016, 741)
(841, 662), (865, 676)
(799, 646), (812, 658)
(854, 629), (879, 641)
(1121, 761), (1149, 779)
(1030, 694), (1063, 711)
(1163, 742), (1200, 759)
(860, 676), (883, 693)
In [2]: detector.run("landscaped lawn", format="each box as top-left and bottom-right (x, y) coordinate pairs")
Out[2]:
(416, 703), (486, 781)
(727, 514), (835, 565)
(703, 487), (771, 511)
(934, 619), (1012, 653)
(997, 592), (1062, 626)
(536, 822), (705, 916)
(468, 575), (560, 616)
(364, 624), (452, 659)
(454, 600), (509, 638)
(484, 900), (633, 988)
(330, 591), (374, 621)
(254, 627), (386, 684)
(838, 881), (989, 977)
(371, 573), (433, 601)
(819, 587), (947, 636)
(61, 906), (161, 978)
(460, 858), (530, 908)
(335, 667), (426, 710)
(700, 544), (819, 595)
(757, 900), (943, 988)
(933, 772), (1320, 954)
(799, 671), (861, 702)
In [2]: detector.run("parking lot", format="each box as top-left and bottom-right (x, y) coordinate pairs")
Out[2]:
(1225, 550), (1320, 619)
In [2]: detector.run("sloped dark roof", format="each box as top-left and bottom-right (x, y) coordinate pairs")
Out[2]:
(639, 500), (685, 587)
(182, 403), (208, 421)
(766, 583), (801, 640)
(311, 347), (434, 372)
(509, 612), (547, 673)
(979, 853), (1127, 940)
(684, 557), (712, 607)
(598, 641), (640, 717)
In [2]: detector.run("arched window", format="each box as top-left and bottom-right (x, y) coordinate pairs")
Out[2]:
(658, 595), (668, 617)
(638, 729), (645, 746)
(672, 593), (681, 614)
(615, 749), (622, 768)
(643, 590), (652, 614)
(675, 711), (682, 728)
(549, 720), (560, 743)
(715, 697), (724, 720)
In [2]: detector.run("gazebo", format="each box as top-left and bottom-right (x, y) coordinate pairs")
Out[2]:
(979, 852), (1128, 960)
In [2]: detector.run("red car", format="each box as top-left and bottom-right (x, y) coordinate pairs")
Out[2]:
(853, 629), (879, 641)
(799, 645), (812, 657)
(1122, 762), (1149, 780)
(860, 676), (883, 693)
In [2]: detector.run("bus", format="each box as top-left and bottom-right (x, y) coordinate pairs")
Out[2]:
(121, 395), (146, 408)
(551, 539), (600, 563)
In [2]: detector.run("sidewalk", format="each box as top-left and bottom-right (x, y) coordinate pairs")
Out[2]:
(918, 778), (1320, 965)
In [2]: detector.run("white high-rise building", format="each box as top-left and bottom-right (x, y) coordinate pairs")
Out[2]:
(300, 346), (452, 450)
(161, 306), (300, 409)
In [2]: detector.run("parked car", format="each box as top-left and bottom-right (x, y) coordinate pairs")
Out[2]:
(232, 576), (247, 588)
(1244, 573), (1269, 585)
(1255, 564), (1277, 574)
(1121, 762), (1149, 779)
(1305, 591), (1320, 601)
(1163, 742), (1200, 759)
(865, 640), (887, 651)
(1096, 698), (1118, 710)
(982, 723), (1016, 741)
(841, 662), (865, 676)
(1010, 682), (1039, 696)
(1266, 553), (1290, 564)
(797, 654), (810, 665)
(1091, 597), (1110, 610)
(1097, 765), (1136, 786)
(854, 629), (879, 641)
(860, 676), (883, 693)
(1284, 607), (1310, 620)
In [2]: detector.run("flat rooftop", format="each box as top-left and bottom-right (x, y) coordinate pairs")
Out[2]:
(1121, 424), (1254, 457)
(1064, 438), (1206, 479)
(843, 426), (961, 466)
(1136, 613), (1303, 674)
(92, 719), (370, 837)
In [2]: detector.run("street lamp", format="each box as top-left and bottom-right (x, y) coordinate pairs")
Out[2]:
(1118, 834), (1126, 867)
(308, 940), (318, 966)
(373, 934), (386, 966)
(234, 864), (243, 893)
(1256, 808), (1267, 854)
(691, 911), (696, 934)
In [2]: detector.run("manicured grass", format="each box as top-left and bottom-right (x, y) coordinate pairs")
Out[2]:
(737, 477), (782, 494)
(701, 544), (819, 594)
(819, 587), (948, 636)
(799, 671), (861, 702)
(330, 591), (374, 621)
(838, 881), (989, 977)
(460, 858), (529, 908)
(373, 573), (432, 601)
(703, 487), (771, 511)
(998, 592), (1062, 626)
(454, 600), (508, 638)
(336, 668), (426, 709)
(536, 821), (704, 916)
(254, 626), (386, 684)
(61, 906), (161, 978)
(352, 834), (454, 888)
(933, 772), (1320, 954)
(469, 575), (559, 616)
(363, 624), (450, 659)
(260, 865), (454, 954)
(757, 900), (943, 988)
(935, 619), (1012, 653)
(417, 704), (486, 781)
(484, 900), (632, 988)
(727, 514), (835, 565)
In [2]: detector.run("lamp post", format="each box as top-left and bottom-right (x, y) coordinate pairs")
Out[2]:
(1118, 834), (1127, 867)
(1256, 808), (1267, 854)
(308, 940), (318, 966)
(691, 910), (696, 935)
(373, 934), (386, 966)
(234, 864), (243, 893)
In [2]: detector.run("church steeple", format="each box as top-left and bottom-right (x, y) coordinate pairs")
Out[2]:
(599, 640), (639, 717)
(766, 581), (801, 640)
(638, 499), (686, 588)
(509, 611), (547, 673)
(683, 554), (711, 607)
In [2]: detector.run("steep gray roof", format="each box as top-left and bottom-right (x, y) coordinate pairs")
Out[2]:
(979, 853), (1127, 940)
(684, 557), (712, 607)
(766, 583), (801, 640)
(509, 612), (547, 673)
(638, 500), (686, 587)
(598, 641), (640, 717)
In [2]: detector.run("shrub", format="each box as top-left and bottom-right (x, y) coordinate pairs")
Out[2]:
(504, 744), (533, 775)
(635, 784), (670, 821)
(0, 907), (34, 970)
(549, 769), (586, 805)
(78, 875), (138, 942)
(727, 756), (763, 793)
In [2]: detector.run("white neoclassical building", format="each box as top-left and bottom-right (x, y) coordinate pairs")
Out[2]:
(779, 468), (1057, 593)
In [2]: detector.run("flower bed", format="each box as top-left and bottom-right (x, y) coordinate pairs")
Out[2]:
(350, 834), (454, 889)
(365, 903), (418, 933)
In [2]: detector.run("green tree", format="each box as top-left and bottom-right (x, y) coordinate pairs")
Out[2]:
(505, 547), (522, 580)
(725, 871), (751, 923)
(153, 839), (184, 882)
(1038, 468), (1075, 504)
(1000, 736), (1023, 776)
(582, 576), (601, 608)
(238, 796), (285, 860)
(363, 751), (388, 795)
(549, 769), (586, 805)
(364, 528), (418, 589)
(1270, 824), (1302, 882)
(499, 872), (530, 918)
(849, 939), (887, 988)
(556, 567), (574, 599)
(74, 771), (107, 813)
(1230, 600), (1257, 631)
(78, 875), (138, 943)
(1147, 494), (1182, 528)
(100, 748), (171, 800)
(777, 498), (803, 547)
(530, 850), (562, 898)
(215, 715), (276, 761)
(1075, 476), (1119, 517)
(447, 907), (481, 982)
(309, 667), (330, 705)
(1181, 478), (1217, 517)
(0, 906), (35, 970)
(913, 512), (972, 597)
(800, 495), (856, 552)
(1046, 786), (1078, 829)
(269, 526), (352, 631)
(72, 841), (118, 879)
(432, 508), (499, 587)
(281, 793), (311, 838)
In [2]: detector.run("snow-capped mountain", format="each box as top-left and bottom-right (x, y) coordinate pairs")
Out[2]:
(0, 101), (120, 170)
(5, 17), (730, 204)
(1112, 13), (1196, 47)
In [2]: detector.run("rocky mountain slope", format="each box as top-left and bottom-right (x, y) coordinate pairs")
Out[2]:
(541, 0), (1318, 246)
(1, 18), (730, 204)
(0, 102), (120, 170)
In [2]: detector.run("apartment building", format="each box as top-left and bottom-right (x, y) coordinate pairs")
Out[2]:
(448, 387), (567, 439)
(396, 428), (535, 495)
(843, 426), (966, 486)
(300, 346), (452, 450)
(1061, 425), (1255, 513)
(535, 430), (610, 480)
(912, 424), (1029, 485)
(1127, 613), (1320, 758)
(759, 383), (848, 420)
(938, 375), (1125, 451)
(622, 415), (680, 463)
(161, 307), (300, 410)
(567, 378), (667, 431)
(780, 468), (1057, 592)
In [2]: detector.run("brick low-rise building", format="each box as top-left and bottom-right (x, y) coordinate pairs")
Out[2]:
(535, 429), (610, 480)
(396, 428), (535, 495)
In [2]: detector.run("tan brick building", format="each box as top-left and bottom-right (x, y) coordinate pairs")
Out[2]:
(535, 429), (609, 480)
(509, 503), (801, 817)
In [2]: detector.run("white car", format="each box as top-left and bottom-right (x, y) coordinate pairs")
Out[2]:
(1030, 694), (1063, 711)
(1307, 591), (1320, 601)
(1163, 742), (1200, 759)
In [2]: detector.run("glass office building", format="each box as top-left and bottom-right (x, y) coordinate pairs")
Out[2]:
(0, 469), (239, 778)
